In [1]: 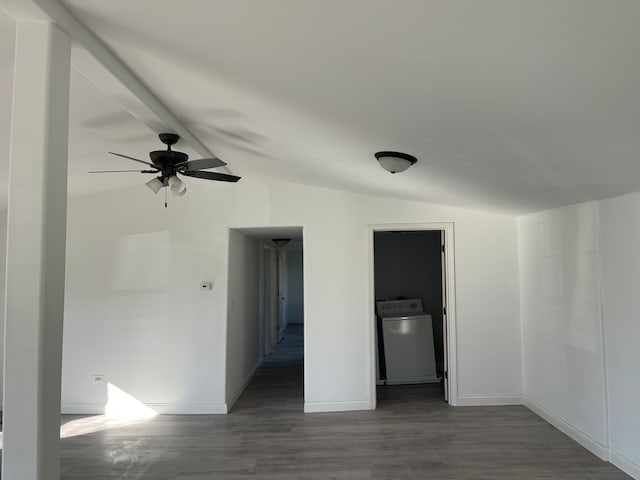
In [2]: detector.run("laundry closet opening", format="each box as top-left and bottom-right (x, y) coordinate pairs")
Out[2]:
(226, 227), (304, 412)
(371, 227), (454, 406)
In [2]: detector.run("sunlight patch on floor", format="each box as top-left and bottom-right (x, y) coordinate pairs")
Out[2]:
(0, 383), (158, 448)
(62, 383), (158, 439)
(105, 382), (157, 420)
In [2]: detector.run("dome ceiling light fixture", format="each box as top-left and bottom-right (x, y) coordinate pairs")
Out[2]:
(375, 151), (418, 174)
(272, 238), (291, 247)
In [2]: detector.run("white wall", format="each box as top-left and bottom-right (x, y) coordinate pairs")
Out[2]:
(0, 9), (14, 408)
(226, 230), (261, 410)
(599, 192), (640, 478)
(58, 177), (521, 413)
(519, 202), (608, 455)
(519, 197), (640, 479)
(0, 209), (6, 405)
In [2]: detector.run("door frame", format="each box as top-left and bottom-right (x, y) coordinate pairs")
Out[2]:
(368, 222), (458, 407)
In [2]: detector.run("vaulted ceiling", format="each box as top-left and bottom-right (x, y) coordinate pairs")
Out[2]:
(2, 1), (640, 214)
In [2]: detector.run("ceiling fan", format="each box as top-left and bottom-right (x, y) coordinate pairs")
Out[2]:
(90, 133), (240, 205)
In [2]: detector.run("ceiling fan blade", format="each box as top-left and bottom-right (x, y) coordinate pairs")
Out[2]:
(89, 169), (158, 173)
(181, 170), (241, 183)
(176, 157), (227, 170)
(108, 152), (156, 167)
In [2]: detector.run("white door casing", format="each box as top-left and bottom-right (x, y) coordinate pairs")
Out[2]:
(368, 222), (457, 408)
(441, 230), (449, 403)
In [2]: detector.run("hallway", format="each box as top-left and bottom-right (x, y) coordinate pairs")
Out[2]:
(230, 323), (305, 413)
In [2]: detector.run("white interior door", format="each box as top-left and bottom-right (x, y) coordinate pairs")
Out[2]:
(267, 247), (279, 352)
(441, 230), (449, 403)
(262, 245), (277, 354)
(277, 249), (288, 343)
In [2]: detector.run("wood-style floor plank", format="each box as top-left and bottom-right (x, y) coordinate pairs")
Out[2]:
(51, 327), (630, 479)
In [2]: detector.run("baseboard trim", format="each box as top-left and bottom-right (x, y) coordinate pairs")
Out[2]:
(226, 358), (263, 412)
(610, 450), (640, 480)
(456, 395), (522, 406)
(148, 403), (228, 414)
(522, 395), (608, 460)
(61, 403), (104, 415)
(61, 403), (228, 415)
(304, 400), (372, 413)
(386, 376), (440, 385)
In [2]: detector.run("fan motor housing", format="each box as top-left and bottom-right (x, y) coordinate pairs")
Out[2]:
(150, 150), (188, 169)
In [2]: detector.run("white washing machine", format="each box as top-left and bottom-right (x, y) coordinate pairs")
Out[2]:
(377, 299), (438, 385)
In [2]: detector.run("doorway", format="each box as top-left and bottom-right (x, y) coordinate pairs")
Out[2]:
(369, 223), (456, 408)
(263, 238), (304, 359)
(225, 227), (304, 412)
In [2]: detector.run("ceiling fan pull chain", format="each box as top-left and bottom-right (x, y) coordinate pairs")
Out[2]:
(164, 185), (168, 208)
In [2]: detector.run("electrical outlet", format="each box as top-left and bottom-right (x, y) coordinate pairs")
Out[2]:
(92, 374), (105, 383)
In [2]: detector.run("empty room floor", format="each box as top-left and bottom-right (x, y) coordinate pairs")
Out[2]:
(53, 337), (628, 479)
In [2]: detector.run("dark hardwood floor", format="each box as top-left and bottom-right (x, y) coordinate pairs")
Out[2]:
(51, 325), (631, 478)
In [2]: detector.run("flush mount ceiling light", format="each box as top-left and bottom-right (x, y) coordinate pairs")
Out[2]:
(272, 238), (291, 247)
(375, 151), (418, 174)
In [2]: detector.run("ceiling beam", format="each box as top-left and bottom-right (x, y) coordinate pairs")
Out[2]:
(0, 0), (231, 171)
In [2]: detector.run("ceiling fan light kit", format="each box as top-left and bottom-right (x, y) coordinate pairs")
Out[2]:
(145, 176), (165, 194)
(375, 151), (417, 174)
(168, 175), (187, 196)
(92, 133), (241, 206)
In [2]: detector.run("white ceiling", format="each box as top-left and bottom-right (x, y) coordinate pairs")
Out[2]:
(2, 1), (640, 214)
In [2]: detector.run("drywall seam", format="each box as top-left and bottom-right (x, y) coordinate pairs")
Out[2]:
(516, 217), (526, 400)
(594, 202), (612, 455)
